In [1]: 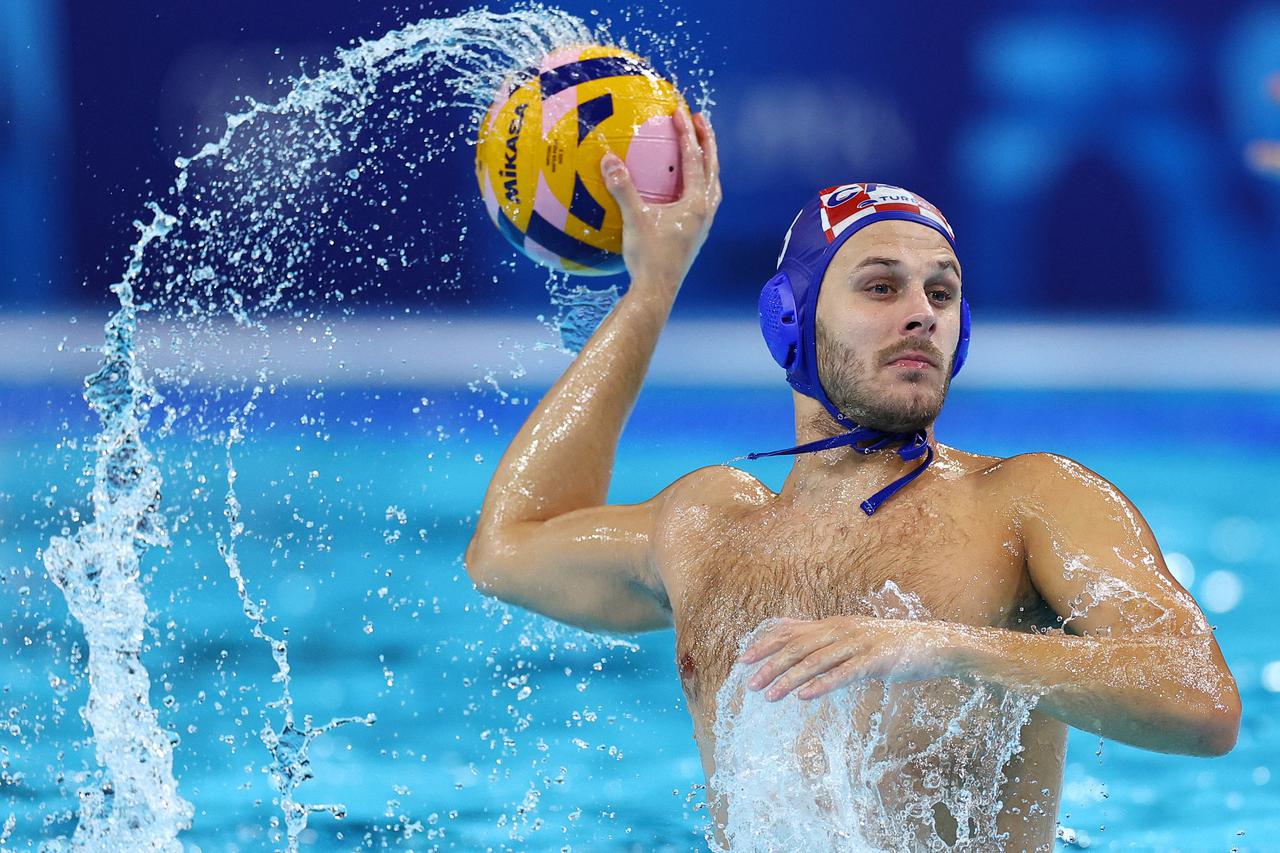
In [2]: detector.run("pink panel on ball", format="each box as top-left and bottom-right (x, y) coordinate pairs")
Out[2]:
(625, 114), (682, 203)
(480, 172), (500, 224)
(541, 86), (577, 137)
(533, 175), (570, 229)
(539, 47), (584, 72)
(523, 235), (562, 269)
(484, 75), (516, 134)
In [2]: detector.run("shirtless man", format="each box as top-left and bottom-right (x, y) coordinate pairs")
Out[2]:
(463, 108), (1242, 850)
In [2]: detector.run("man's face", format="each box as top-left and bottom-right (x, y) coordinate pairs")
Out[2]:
(814, 219), (962, 433)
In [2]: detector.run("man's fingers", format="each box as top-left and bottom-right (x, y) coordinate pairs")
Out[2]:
(739, 634), (785, 665)
(600, 152), (643, 213)
(739, 619), (803, 662)
(797, 657), (865, 699)
(758, 642), (847, 700)
(674, 107), (706, 198)
(746, 636), (839, 692)
(693, 113), (720, 187)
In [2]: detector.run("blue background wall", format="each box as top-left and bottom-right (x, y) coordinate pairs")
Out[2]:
(2, 0), (1279, 318)
(0, 1), (68, 309)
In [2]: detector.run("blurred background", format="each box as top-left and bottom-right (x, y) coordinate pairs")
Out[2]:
(2, 1), (1279, 849)
(3, 0), (1280, 318)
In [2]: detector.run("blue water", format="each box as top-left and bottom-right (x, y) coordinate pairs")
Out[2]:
(1, 382), (1277, 850)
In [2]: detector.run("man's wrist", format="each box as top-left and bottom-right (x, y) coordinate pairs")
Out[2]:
(621, 275), (682, 316)
(941, 623), (996, 681)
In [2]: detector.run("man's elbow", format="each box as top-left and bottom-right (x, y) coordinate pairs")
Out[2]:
(1179, 690), (1241, 757)
(464, 535), (504, 598)
(1198, 698), (1242, 757)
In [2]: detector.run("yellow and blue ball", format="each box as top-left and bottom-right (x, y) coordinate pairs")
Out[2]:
(475, 45), (687, 276)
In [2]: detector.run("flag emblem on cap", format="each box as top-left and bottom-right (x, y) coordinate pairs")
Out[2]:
(817, 182), (954, 244)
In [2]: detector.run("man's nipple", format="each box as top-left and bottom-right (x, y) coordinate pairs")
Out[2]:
(678, 650), (697, 680)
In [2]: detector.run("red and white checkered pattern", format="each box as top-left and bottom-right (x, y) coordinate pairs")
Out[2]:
(816, 182), (954, 244)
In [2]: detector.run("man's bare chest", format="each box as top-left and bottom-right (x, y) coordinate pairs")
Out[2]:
(660, 494), (1049, 709)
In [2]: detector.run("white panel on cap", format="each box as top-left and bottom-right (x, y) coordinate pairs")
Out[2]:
(776, 208), (805, 268)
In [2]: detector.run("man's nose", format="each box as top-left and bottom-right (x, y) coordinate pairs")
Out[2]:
(900, 286), (938, 336)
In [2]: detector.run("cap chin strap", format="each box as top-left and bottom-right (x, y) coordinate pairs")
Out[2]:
(746, 425), (934, 516)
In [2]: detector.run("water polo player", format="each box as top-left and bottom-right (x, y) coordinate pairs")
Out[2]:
(464, 108), (1241, 850)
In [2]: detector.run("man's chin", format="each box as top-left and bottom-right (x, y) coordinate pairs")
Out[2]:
(848, 394), (945, 434)
(863, 416), (936, 434)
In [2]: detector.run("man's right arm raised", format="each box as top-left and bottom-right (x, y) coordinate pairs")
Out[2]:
(464, 109), (722, 635)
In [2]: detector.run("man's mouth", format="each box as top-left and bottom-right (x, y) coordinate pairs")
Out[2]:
(887, 351), (938, 370)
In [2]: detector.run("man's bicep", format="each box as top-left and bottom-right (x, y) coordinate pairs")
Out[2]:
(1016, 453), (1209, 639)
(468, 499), (671, 634)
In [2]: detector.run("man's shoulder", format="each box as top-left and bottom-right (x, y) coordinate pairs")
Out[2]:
(955, 449), (1120, 502)
(949, 448), (1071, 471)
(992, 450), (1101, 479)
(658, 464), (774, 515)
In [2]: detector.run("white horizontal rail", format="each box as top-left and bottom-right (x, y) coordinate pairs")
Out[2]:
(1, 314), (1276, 390)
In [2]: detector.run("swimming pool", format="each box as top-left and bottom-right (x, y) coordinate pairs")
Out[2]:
(1, 371), (1275, 850)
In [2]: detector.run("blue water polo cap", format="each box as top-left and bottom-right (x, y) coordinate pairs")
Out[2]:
(750, 182), (971, 516)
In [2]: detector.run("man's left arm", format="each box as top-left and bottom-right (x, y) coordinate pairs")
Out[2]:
(737, 453), (1241, 756)
(960, 452), (1241, 756)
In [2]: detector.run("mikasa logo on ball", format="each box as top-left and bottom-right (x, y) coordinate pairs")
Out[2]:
(499, 102), (528, 203)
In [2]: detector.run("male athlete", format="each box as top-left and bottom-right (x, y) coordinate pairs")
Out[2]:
(464, 108), (1241, 850)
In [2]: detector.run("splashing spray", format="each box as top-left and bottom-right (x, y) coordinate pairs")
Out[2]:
(40, 5), (705, 844)
(42, 205), (194, 850)
(218, 391), (375, 851)
(708, 583), (1041, 852)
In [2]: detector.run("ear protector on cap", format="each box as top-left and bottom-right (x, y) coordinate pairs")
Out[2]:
(758, 271), (800, 370)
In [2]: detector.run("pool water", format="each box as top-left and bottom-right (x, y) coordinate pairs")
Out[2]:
(0, 382), (1276, 850)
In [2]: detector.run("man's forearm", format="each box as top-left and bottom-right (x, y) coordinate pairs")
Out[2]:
(468, 109), (719, 547)
(954, 626), (1240, 756)
(473, 282), (677, 533)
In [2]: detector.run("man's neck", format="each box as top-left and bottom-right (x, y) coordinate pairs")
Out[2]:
(780, 420), (938, 501)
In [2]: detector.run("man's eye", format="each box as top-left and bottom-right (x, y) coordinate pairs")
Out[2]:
(930, 290), (953, 302)
(868, 282), (892, 294)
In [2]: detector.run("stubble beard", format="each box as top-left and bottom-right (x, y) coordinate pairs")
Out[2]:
(814, 318), (952, 435)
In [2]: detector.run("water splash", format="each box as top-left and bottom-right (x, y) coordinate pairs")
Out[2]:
(217, 392), (376, 850)
(550, 280), (622, 353)
(707, 582), (1040, 852)
(42, 204), (194, 850)
(134, 7), (601, 382)
(39, 5), (670, 845)
(1058, 554), (1204, 635)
